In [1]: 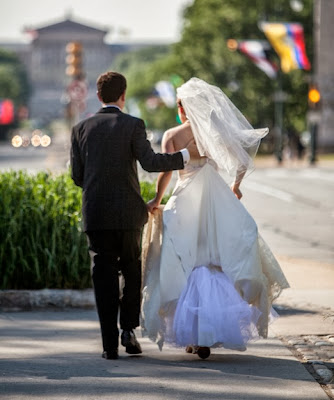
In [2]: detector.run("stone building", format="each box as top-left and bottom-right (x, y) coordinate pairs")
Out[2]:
(23, 17), (113, 121)
(0, 16), (162, 129)
(313, 0), (334, 150)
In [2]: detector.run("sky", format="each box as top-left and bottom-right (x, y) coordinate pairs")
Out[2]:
(0, 0), (193, 43)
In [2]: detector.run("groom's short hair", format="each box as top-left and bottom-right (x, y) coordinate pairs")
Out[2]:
(97, 71), (127, 103)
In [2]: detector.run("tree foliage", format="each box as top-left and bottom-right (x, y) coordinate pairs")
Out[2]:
(112, 45), (179, 131)
(0, 48), (30, 105)
(169, 0), (313, 133)
(116, 0), (313, 137)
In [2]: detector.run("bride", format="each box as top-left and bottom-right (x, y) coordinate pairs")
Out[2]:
(141, 77), (289, 359)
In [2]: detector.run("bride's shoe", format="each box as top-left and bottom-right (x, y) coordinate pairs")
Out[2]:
(185, 345), (194, 353)
(185, 345), (198, 354)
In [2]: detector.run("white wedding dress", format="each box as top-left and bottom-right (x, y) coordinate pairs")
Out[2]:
(141, 157), (289, 350)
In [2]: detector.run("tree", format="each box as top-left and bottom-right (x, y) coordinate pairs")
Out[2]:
(169, 0), (312, 132)
(112, 45), (180, 131)
(0, 48), (30, 105)
(120, 0), (313, 138)
(0, 48), (30, 138)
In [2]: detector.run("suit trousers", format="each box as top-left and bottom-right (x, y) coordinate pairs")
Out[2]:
(86, 229), (142, 351)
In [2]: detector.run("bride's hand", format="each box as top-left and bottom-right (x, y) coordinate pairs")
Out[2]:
(231, 184), (243, 200)
(147, 198), (160, 214)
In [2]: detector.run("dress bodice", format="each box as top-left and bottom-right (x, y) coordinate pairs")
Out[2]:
(179, 157), (216, 180)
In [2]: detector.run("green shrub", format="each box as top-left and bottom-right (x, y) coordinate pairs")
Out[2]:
(140, 180), (170, 205)
(0, 170), (165, 290)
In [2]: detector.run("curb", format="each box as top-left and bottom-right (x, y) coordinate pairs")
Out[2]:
(282, 335), (334, 399)
(0, 289), (95, 311)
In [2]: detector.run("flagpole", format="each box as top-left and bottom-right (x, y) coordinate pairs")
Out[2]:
(274, 69), (284, 164)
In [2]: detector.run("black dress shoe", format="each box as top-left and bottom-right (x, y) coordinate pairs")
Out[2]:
(121, 330), (142, 354)
(102, 349), (118, 360)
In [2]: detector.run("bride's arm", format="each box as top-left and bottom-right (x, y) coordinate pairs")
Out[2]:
(225, 144), (246, 200)
(231, 169), (246, 200)
(147, 132), (175, 213)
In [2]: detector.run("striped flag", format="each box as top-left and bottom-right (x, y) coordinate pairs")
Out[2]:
(238, 40), (278, 79)
(260, 22), (311, 73)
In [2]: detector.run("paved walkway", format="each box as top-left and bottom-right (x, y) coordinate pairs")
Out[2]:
(1, 255), (334, 400)
(0, 309), (331, 400)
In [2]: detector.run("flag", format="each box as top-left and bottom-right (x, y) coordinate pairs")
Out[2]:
(260, 22), (311, 73)
(238, 40), (278, 79)
(155, 81), (176, 108)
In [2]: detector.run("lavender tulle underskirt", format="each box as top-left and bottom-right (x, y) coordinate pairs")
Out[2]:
(167, 265), (262, 350)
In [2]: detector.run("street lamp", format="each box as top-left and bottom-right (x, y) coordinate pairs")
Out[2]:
(308, 86), (321, 105)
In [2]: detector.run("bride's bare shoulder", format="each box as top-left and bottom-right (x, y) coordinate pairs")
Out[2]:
(163, 122), (192, 142)
(162, 123), (193, 152)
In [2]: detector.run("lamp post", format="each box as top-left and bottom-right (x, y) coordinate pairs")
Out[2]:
(65, 41), (86, 126)
(307, 84), (321, 164)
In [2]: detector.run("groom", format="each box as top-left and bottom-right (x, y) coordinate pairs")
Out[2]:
(70, 71), (195, 360)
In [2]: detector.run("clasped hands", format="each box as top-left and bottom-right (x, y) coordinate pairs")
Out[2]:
(147, 198), (160, 214)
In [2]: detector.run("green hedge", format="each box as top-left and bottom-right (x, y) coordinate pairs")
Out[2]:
(0, 170), (166, 290)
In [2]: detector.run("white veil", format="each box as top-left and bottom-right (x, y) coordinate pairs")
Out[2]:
(176, 77), (269, 179)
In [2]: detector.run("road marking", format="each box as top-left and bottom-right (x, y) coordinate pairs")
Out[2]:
(263, 168), (334, 183)
(299, 169), (334, 183)
(243, 181), (294, 203)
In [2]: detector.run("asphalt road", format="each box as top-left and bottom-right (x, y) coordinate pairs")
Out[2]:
(0, 141), (69, 173)
(242, 166), (334, 265)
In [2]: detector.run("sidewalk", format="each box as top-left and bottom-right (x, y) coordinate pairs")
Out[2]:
(272, 256), (334, 399)
(1, 256), (334, 400)
(0, 309), (331, 400)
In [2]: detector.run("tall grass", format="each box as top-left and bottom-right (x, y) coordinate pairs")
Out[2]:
(0, 171), (90, 289)
(0, 171), (167, 290)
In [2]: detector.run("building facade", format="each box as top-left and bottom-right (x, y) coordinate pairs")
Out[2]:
(23, 17), (113, 122)
(313, 0), (334, 150)
(0, 16), (160, 128)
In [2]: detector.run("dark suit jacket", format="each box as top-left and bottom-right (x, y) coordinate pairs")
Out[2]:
(70, 107), (184, 231)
